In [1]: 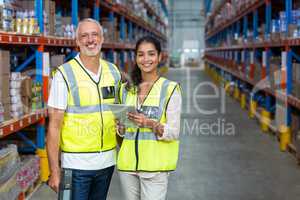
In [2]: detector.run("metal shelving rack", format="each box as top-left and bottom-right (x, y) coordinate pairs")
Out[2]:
(204, 0), (300, 157)
(0, 0), (169, 198)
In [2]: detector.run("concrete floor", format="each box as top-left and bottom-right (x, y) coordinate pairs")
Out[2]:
(31, 67), (300, 200)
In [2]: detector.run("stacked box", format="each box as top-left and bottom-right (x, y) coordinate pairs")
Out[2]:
(31, 82), (43, 111)
(55, 13), (62, 37)
(17, 155), (40, 191)
(21, 76), (32, 114)
(60, 16), (75, 38)
(49, 0), (55, 36)
(10, 72), (23, 118)
(0, 4), (14, 32)
(269, 56), (281, 90)
(291, 113), (300, 158)
(0, 50), (11, 121)
(19, 0), (54, 35)
(0, 144), (21, 200)
(50, 54), (65, 78)
(102, 17), (117, 42)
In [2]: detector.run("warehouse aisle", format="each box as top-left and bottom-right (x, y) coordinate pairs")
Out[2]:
(31, 67), (300, 200)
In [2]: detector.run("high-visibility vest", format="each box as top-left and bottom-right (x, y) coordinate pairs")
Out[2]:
(117, 77), (180, 172)
(57, 58), (121, 153)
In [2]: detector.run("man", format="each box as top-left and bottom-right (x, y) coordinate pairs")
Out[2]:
(47, 18), (121, 200)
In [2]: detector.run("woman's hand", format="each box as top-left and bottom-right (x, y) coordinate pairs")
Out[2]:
(127, 112), (164, 137)
(116, 119), (125, 136)
(127, 112), (151, 127)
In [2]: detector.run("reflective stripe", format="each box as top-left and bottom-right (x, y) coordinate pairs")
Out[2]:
(62, 63), (81, 106)
(121, 85), (127, 103)
(124, 131), (157, 140)
(107, 62), (120, 103)
(158, 79), (172, 120)
(66, 104), (112, 113)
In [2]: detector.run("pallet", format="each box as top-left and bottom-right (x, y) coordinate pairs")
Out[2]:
(17, 178), (42, 200)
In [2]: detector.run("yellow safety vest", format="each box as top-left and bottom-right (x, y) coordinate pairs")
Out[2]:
(57, 58), (121, 153)
(117, 77), (180, 172)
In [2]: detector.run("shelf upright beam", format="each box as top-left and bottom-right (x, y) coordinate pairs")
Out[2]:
(285, 47), (292, 126)
(243, 16), (248, 41)
(128, 21), (133, 42)
(71, 0), (79, 58)
(108, 12), (115, 63)
(278, 46), (292, 150)
(286, 0), (292, 37)
(35, 0), (43, 33)
(253, 10), (258, 40)
(250, 49), (255, 80)
(120, 16), (125, 41)
(262, 49), (267, 79)
(72, 0), (78, 27)
(94, 0), (100, 21)
(265, 0), (271, 40)
(35, 0), (49, 182)
(237, 20), (241, 38)
(205, 0), (212, 15)
(158, 0), (168, 17)
(260, 47), (272, 132)
(120, 51), (125, 69)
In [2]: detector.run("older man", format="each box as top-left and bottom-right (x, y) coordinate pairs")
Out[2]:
(47, 18), (121, 200)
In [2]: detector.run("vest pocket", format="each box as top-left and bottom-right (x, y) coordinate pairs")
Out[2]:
(101, 86), (115, 99)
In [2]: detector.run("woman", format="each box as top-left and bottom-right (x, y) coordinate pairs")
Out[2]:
(116, 35), (182, 200)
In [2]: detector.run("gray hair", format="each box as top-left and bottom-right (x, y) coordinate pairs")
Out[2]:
(75, 18), (104, 39)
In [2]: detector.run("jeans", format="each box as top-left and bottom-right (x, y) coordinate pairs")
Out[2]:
(65, 166), (114, 200)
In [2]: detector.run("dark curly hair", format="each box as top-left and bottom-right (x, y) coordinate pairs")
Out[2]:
(126, 35), (161, 91)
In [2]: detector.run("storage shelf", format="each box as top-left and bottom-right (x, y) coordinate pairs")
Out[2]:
(205, 55), (300, 110)
(205, 0), (228, 26)
(100, 0), (167, 41)
(205, 38), (300, 51)
(0, 32), (136, 50)
(140, 0), (167, 28)
(103, 42), (135, 50)
(0, 109), (47, 139)
(206, 0), (264, 40)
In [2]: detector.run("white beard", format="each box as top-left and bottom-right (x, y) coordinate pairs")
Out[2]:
(81, 44), (102, 56)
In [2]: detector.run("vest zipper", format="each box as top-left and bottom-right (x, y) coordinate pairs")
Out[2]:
(73, 58), (104, 150)
(97, 87), (104, 149)
(135, 128), (140, 170)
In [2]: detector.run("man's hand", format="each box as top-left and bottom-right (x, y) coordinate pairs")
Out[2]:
(48, 170), (61, 193)
(46, 107), (64, 193)
(116, 119), (125, 136)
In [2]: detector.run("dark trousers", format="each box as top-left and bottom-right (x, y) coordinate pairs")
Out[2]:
(63, 166), (114, 200)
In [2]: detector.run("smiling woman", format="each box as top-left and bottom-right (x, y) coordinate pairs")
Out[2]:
(116, 36), (182, 200)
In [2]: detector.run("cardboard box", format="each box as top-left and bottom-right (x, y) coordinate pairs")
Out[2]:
(49, 0), (56, 35)
(21, 77), (32, 97)
(293, 63), (300, 81)
(80, 8), (91, 19)
(292, 81), (300, 99)
(62, 17), (72, 25)
(3, 103), (10, 120)
(288, 24), (297, 38)
(0, 50), (10, 76)
(0, 74), (10, 103)
(50, 55), (65, 68)
(22, 96), (31, 114)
